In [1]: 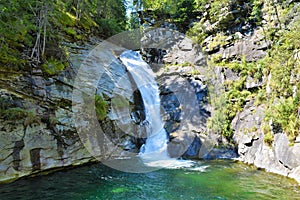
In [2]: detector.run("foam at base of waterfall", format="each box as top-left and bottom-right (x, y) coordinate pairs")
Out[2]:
(138, 129), (196, 169)
(186, 165), (209, 172)
(139, 137), (196, 170)
(142, 158), (196, 169)
(139, 128), (168, 154)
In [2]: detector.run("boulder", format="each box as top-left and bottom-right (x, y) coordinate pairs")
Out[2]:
(182, 135), (202, 159)
(168, 132), (199, 158)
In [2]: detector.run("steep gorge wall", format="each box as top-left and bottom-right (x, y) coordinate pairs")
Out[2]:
(232, 101), (300, 183)
(197, 0), (300, 184)
(0, 43), (143, 183)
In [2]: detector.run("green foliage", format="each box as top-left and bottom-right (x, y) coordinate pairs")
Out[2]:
(0, 0), (35, 70)
(189, 69), (201, 75)
(266, 97), (299, 142)
(95, 95), (108, 121)
(165, 62), (195, 68)
(264, 131), (274, 146)
(207, 33), (228, 51)
(2, 108), (28, 120)
(0, 107), (40, 125)
(254, 89), (266, 105)
(226, 90), (250, 119)
(208, 93), (233, 141)
(111, 96), (129, 109)
(96, 19), (124, 37)
(140, 0), (177, 13)
(187, 0), (276, 46)
(187, 0), (232, 44)
(265, 22), (300, 98)
(191, 0), (300, 144)
(187, 22), (208, 45)
(64, 27), (76, 37)
(209, 0), (230, 23)
(250, 0), (263, 24)
(54, 11), (76, 27)
(261, 123), (273, 146)
(0, 96), (40, 124)
(208, 17), (300, 142)
(42, 59), (65, 76)
(223, 56), (264, 81)
(262, 19), (300, 142)
(172, 0), (196, 30)
(135, 0), (197, 31)
(208, 58), (257, 140)
(24, 110), (41, 125)
(0, 0), (127, 72)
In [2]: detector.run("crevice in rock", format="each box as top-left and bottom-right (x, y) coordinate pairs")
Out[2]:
(182, 135), (202, 159)
(244, 137), (259, 147)
(30, 148), (42, 172)
(271, 122), (283, 134)
(12, 140), (25, 171)
(279, 160), (292, 170)
(131, 89), (146, 125)
(56, 135), (64, 158)
(42, 109), (68, 158)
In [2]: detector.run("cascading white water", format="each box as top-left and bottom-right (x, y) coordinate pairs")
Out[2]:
(119, 50), (194, 168)
(119, 50), (169, 158)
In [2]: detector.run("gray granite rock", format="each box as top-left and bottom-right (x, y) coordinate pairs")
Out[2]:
(0, 43), (139, 183)
(232, 101), (300, 184)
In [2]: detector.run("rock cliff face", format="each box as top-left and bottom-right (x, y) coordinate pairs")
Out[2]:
(205, 46), (300, 185)
(210, 43), (300, 184)
(0, 52), (95, 183)
(232, 101), (300, 184)
(191, 0), (300, 184)
(0, 42), (144, 183)
(142, 30), (237, 160)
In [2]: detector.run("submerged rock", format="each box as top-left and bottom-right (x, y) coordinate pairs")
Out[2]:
(203, 147), (238, 160)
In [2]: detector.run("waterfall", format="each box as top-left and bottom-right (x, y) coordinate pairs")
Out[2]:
(119, 50), (194, 168)
(119, 50), (169, 158)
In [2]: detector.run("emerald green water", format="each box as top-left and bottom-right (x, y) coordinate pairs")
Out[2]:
(1, 160), (299, 200)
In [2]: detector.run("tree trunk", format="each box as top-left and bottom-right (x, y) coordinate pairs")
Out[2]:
(42, 2), (48, 58)
(76, 0), (81, 24)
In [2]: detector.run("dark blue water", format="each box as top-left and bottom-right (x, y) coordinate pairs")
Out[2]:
(0, 160), (299, 200)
